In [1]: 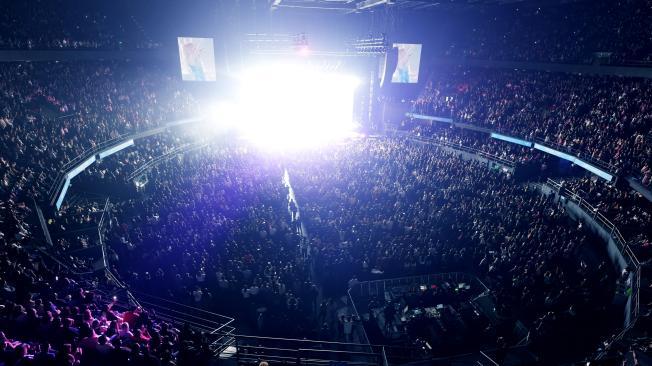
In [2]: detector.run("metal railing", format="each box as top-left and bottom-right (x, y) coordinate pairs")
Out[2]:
(347, 286), (373, 353)
(33, 199), (53, 247)
(533, 137), (617, 173)
(479, 350), (500, 366)
(124, 291), (237, 356)
(207, 331), (421, 366)
(97, 197), (111, 269)
(105, 269), (142, 309)
(47, 133), (132, 203)
(426, 344), (534, 366)
(47, 116), (205, 206)
(402, 112), (619, 176)
(130, 291), (235, 341)
(349, 272), (490, 300)
(32, 196), (107, 276)
(381, 347), (389, 366)
(33, 246), (95, 276)
(544, 178), (641, 357)
(347, 273), (498, 363)
(126, 141), (208, 181)
(387, 129), (516, 168)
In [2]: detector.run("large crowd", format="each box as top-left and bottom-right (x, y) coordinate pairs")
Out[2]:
(0, 0), (158, 50)
(0, 60), (197, 242)
(104, 145), (319, 339)
(288, 139), (616, 357)
(394, 120), (549, 168)
(411, 67), (652, 183)
(0, 127), (642, 364)
(0, 212), (218, 366)
(79, 135), (628, 361)
(0, 61), (207, 365)
(0, 0), (651, 361)
(0, 0), (650, 67)
(557, 177), (652, 293)
(437, 0), (652, 65)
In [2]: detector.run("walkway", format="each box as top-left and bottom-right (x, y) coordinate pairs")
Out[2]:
(283, 168), (308, 242)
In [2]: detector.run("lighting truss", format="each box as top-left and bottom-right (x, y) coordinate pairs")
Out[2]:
(244, 33), (308, 52)
(348, 35), (389, 54)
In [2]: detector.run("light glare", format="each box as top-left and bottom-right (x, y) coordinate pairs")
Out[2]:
(208, 62), (359, 150)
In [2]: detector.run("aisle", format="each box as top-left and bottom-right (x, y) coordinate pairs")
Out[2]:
(283, 168), (308, 241)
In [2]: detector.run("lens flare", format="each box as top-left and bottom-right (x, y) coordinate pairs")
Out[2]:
(204, 62), (359, 151)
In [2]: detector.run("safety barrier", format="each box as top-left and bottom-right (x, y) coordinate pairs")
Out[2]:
(349, 272), (489, 300)
(387, 129), (516, 169)
(403, 112), (618, 179)
(47, 117), (204, 209)
(126, 141), (208, 181)
(207, 331), (421, 366)
(130, 291), (236, 355)
(544, 179), (641, 359)
(347, 273), (511, 364)
(533, 137), (617, 175)
(47, 132), (131, 204)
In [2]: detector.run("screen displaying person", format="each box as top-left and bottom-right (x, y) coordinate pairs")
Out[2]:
(391, 43), (422, 84)
(177, 37), (217, 81)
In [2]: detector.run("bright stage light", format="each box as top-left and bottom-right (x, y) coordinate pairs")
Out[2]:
(210, 62), (359, 150)
(298, 45), (311, 57)
(197, 101), (241, 137)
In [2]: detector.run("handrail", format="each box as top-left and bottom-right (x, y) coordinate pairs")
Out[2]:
(433, 137), (516, 167)
(34, 246), (94, 276)
(547, 177), (641, 264)
(544, 178), (641, 359)
(126, 141), (208, 181)
(546, 179), (635, 254)
(387, 129), (516, 168)
(47, 133), (131, 200)
(151, 314), (223, 333)
(347, 286), (373, 351)
(352, 272), (490, 296)
(105, 268), (142, 308)
(33, 199), (54, 247)
(98, 197), (110, 269)
(298, 348), (380, 358)
(62, 134), (129, 171)
(235, 351), (378, 366)
(231, 343), (384, 364)
(97, 198), (143, 308)
(136, 300), (234, 328)
(47, 116), (205, 204)
(405, 112), (618, 176)
(533, 137), (617, 172)
(479, 350), (500, 366)
(347, 273), (500, 362)
(215, 330), (431, 365)
(207, 330), (423, 351)
(403, 112), (619, 175)
(381, 347), (389, 366)
(131, 291), (235, 322)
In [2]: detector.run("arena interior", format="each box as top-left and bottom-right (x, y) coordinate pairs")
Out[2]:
(0, 0), (651, 365)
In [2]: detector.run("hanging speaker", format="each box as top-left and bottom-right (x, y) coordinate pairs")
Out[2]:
(380, 46), (398, 89)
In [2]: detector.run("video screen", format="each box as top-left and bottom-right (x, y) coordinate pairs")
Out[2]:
(177, 37), (217, 81)
(391, 43), (422, 84)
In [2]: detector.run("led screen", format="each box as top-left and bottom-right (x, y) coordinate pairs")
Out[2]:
(391, 43), (422, 83)
(177, 37), (217, 81)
